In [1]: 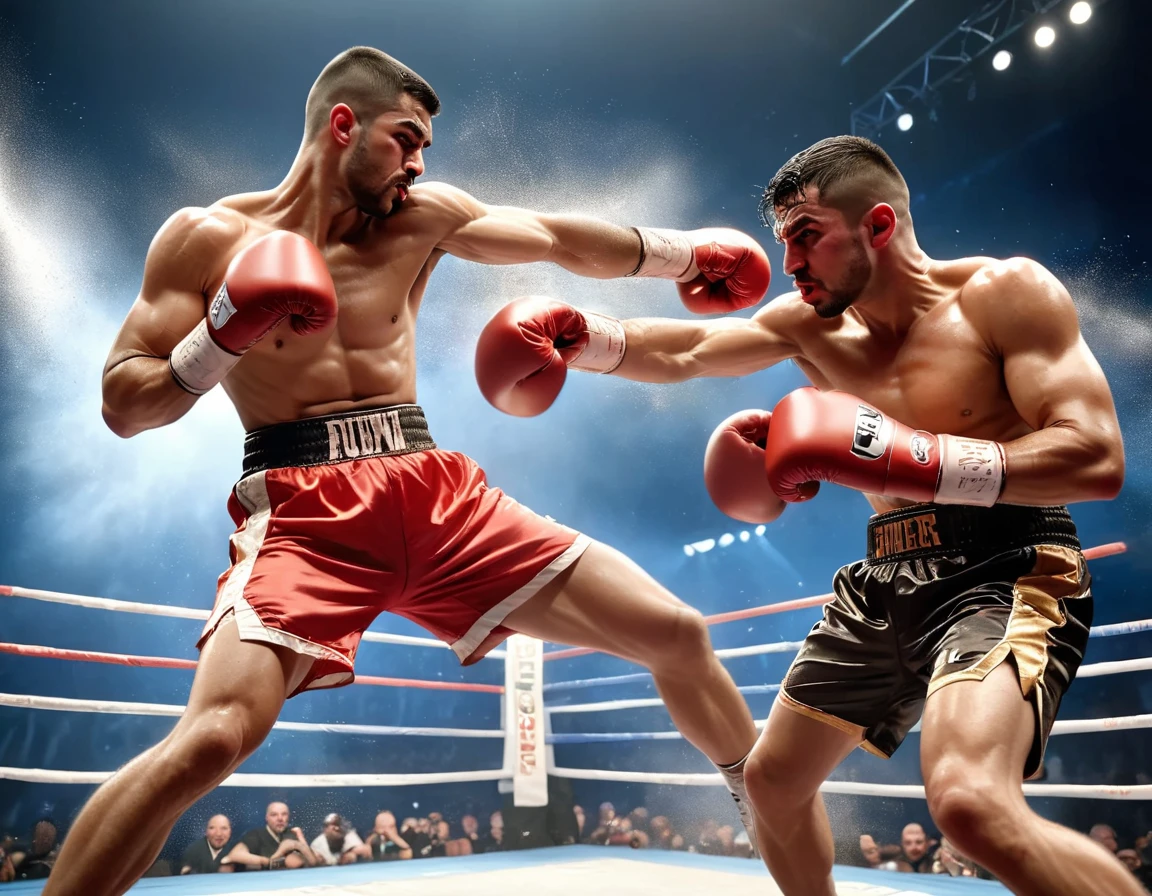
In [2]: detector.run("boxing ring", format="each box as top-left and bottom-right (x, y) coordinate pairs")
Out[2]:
(2, 539), (1148, 894)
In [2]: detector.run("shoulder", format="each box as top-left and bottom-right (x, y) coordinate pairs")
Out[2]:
(181, 840), (203, 858)
(406, 181), (483, 220)
(149, 205), (244, 255)
(962, 256), (1073, 311)
(960, 256), (1079, 345)
(751, 289), (821, 345)
(752, 290), (808, 327)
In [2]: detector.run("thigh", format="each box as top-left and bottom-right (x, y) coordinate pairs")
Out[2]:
(501, 540), (692, 661)
(921, 660), (1034, 787)
(749, 695), (862, 800)
(924, 544), (1092, 777)
(176, 616), (303, 741)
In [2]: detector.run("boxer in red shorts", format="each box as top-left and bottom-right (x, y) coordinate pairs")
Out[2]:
(47, 47), (769, 896)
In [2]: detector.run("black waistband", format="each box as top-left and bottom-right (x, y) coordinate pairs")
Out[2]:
(241, 404), (436, 477)
(865, 503), (1079, 564)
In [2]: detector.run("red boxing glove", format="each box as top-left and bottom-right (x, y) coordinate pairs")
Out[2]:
(764, 388), (1006, 507)
(629, 227), (771, 314)
(475, 297), (626, 417)
(169, 231), (338, 394)
(703, 410), (785, 524)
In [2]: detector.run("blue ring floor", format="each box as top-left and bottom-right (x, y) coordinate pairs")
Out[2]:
(7, 845), (1006, 894)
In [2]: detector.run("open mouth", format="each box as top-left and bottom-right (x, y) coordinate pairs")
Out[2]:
(396, 184), (409, 202)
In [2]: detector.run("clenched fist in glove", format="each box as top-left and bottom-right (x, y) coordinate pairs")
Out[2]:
(475, 296), (626, 417)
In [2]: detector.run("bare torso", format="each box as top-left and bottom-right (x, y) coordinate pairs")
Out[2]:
(193, 187), (451, 431)
(777, 257), (1035, 513)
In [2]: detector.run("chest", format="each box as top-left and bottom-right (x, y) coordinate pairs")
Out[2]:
(796, 301), (1010, 434)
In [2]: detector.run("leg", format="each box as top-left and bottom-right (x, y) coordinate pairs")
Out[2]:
(743, 698), (860, 896)
(44, 618), (312, 896)
(503, 540), (756, 765)
(922, 662), (1144, 896)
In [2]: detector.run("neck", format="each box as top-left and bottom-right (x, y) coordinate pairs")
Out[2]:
(264, 143), (374, 246)
(849, 235), (940, 334)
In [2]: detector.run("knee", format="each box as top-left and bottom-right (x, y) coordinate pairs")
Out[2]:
(647, 606), (713, 671)
(166, 707), (257, 777)
(744, 749), (818, 820)
(926, 771), (1022, 861)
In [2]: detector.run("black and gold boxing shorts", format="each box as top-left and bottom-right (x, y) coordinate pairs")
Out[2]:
(779, 503), (1092, 777)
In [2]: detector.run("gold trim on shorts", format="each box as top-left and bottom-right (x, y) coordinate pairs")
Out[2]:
(777, 690), (887, 758)
(926, 544), (1088, 701)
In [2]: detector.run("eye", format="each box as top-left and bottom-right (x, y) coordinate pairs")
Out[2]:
(799, 228), (815, 240)
(396, 133), (415, 150)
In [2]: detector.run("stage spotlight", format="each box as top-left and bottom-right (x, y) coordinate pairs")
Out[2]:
(739, 530), (750, 542)
(718, 533), (735, 548)
(897, 112), (913, 131)
(1069, 2), (1092, 24)
(1034, 25), (1056, 48)
(993, 50), (1012, 71)
(691, 538), (716, 554)
(754, 525), (766, 536)
(683, 544), (695, 557)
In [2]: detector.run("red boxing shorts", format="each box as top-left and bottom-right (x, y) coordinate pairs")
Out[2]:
(198, 404), (589, 696)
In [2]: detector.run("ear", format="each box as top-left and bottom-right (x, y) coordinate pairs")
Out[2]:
(329, 103), (356, 147)
(864, 203), (897, 249)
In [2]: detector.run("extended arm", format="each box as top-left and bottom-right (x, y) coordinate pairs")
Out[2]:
(474, 295), (798, 417)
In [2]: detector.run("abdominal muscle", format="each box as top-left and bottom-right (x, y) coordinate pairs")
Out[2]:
(221, 298), (423, 432)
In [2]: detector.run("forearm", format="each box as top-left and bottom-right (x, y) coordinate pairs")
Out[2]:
(101, 355), (198, 438)
(223, 848), (266, 869)
(1000, 423), (1124, 505)
(539, 215), (643, 279)
(613, 317), (781, 383)
(612, 318), (707, 383)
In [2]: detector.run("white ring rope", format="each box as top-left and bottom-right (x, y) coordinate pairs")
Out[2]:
(549, 767), (1152, 800)
(0, 585), (505, 658)
(547, 653), (1152, 716)
(0, 694), (503, 739)
(0, 767), (511, 787)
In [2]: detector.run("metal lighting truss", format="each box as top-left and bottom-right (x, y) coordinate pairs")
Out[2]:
(850, 0), (1067, 138)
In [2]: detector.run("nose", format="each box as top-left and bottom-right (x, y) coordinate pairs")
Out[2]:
(406, 149), (425, 180)
(782, 242), (804, 276)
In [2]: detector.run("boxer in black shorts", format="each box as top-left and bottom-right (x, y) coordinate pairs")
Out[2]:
(483, 135), (1135, 895)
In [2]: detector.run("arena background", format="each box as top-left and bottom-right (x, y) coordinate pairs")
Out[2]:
(1, 0), (1150, 870)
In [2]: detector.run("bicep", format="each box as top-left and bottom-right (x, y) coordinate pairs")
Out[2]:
(993, 264), (1119, 434)
(104, 209), (217, 374)
(437, 200), (553, 266)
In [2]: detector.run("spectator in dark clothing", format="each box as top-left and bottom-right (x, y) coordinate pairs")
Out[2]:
(180, 814), (234, 874)
(365, 811), (412, 861)
(461, 815), (484, 854)
(400, 817), (432, 859)
(478, 811), (505, 853)
(9, 819), (60, 881)
(900, 823), (935, 873)
(223, 801), (318, 870)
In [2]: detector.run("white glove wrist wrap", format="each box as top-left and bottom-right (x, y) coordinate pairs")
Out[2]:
(565, 311), (626, 374)
(628, 227), (700, 282)
(933, 434), (1006, 507)
(168, 319), (242, 396)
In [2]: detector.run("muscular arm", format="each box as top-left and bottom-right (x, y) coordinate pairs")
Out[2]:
(423, 182), (643, 278)
(984, 259), (1125, 504)
(613, 297), (800, 383)
(100, 208), (230, 438)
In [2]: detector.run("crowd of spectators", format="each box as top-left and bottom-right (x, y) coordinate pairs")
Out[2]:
(852, 819), (1152, 889)
(3, 800), (1150, 889)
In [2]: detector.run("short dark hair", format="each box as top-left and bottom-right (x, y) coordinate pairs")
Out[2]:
(759, 136), (908, 238)
(304, 47), (440, 141)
